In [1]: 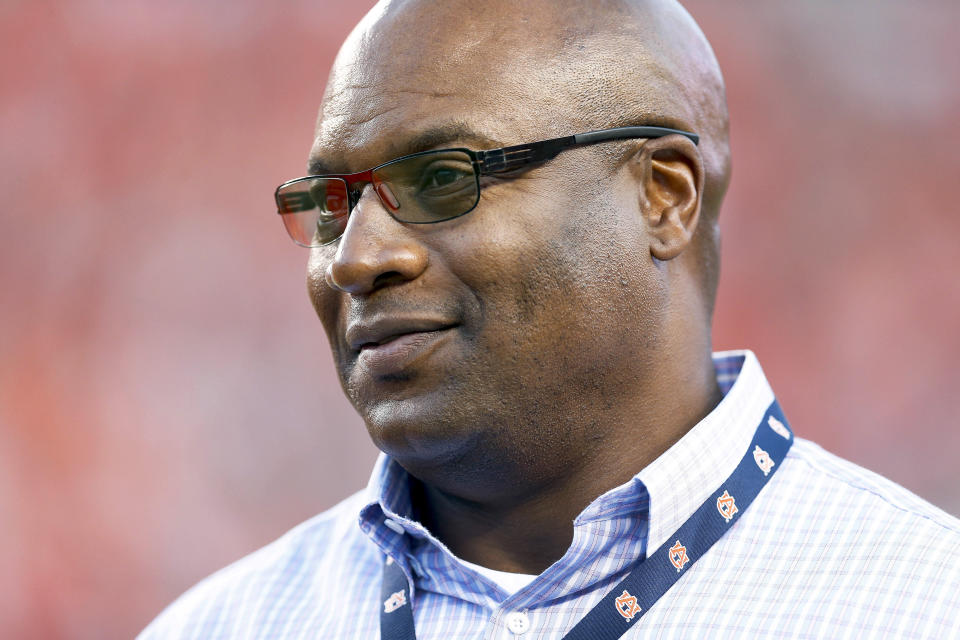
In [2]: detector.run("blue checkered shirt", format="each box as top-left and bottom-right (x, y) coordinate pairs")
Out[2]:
(140, 351), (960, 639)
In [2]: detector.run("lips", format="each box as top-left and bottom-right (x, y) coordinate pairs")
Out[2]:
(346, 317), (456, 352)
(346, 317), (458, 376)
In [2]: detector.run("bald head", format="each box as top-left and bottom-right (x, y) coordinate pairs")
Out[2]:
(317, 0), (729, 306)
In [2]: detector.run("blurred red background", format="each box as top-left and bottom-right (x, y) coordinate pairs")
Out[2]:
(2, 1), (958, 638)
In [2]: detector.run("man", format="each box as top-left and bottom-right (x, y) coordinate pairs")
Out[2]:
(141, 0), (960, 637)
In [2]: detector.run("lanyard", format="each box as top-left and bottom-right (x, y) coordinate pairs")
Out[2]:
(381, 400), (793, 640)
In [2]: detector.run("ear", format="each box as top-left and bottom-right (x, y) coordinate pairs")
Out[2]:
(632, 135), (704, 261)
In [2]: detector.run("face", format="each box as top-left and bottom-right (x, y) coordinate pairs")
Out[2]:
(306, 7), (670, 484)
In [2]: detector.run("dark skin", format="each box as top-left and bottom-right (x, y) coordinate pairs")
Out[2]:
(307, 0), (730, 574)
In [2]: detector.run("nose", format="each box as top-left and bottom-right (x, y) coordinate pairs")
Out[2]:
(324, 185), (429, 295)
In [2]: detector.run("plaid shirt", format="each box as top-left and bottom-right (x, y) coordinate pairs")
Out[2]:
(140, 351), (960, 639)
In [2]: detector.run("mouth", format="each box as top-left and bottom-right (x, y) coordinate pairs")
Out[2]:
(355, 328), (431, 349)
(359, 326), (452, 350)
(347, 320), (459, 376)
(348, 319), (456, 351)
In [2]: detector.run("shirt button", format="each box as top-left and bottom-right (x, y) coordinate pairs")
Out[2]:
(505, 611), (530, 635)
(384, 518), (405, 534)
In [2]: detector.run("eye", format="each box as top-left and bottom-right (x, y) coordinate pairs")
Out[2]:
(417, 160), (474, 194)
(425, 168), (465, 188)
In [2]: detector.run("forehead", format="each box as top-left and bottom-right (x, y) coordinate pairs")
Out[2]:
(310, 5), (583, 172)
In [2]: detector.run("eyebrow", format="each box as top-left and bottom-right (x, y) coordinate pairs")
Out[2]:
(307, 123), (501, 176)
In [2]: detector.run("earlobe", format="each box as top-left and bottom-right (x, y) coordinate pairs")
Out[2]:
(635, 136), (704, 261)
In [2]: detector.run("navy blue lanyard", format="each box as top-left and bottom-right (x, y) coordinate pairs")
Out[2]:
(381, 400), (793, 640)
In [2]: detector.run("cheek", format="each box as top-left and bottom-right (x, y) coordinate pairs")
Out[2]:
(483, 184), (649, 303)
(457, 218), (602, 341)
(306, 250), (343, 345)
(451, 187), (663, 374)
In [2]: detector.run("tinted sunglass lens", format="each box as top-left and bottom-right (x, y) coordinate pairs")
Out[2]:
(276, 178), (349, 246)
(276, 150), (480, 246)
(373, 150), (479, 223)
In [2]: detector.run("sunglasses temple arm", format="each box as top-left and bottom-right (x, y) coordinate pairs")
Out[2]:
(477, 126), (699, 175)
(477, 136), (577, 174)
(575, 126), (699, 146)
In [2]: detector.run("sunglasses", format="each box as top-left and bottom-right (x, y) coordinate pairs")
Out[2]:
(275, 125), (699, 247)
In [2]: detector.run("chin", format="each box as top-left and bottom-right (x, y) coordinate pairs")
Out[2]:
(361, 395), (481, 469)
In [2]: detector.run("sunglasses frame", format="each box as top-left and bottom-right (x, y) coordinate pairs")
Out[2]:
(275, 125), (700, 246)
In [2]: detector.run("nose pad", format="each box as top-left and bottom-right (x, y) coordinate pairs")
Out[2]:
(374, 181), (401, 212)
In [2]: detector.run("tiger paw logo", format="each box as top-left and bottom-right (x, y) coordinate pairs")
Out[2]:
(753, 445), (775, 476)
(669, 540), (689, 572)
(767, 415), (791, 440)
(614, 590), (642, 620)
(383, 590), (407, 613)
(716, 490), (738, 523)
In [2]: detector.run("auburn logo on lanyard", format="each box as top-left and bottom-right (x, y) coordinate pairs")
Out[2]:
(716, 490), (738, 522)
(668, 541), (690, 572)
(383, 590), (407, 613)
(614, 590), (642, 620)
(753, 445), (775, 475)
(767, 415), (791, 439)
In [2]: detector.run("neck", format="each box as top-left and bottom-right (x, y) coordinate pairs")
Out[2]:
(412, 350), (723, 575)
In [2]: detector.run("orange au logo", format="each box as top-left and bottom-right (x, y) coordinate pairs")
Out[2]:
(753, 445), (775, 476)
(767, 415), (791, 440)
(716, 490), (738, 523)
(669, 540), (690, 572)
(614, 590), (642, 620)
(383, 590), (407, 613)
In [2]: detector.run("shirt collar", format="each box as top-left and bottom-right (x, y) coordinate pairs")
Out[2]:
(359, 349), (775, 562)
(637, 349), (774, 555)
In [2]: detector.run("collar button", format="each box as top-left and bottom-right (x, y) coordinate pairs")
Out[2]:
(383, 518), (405, 534)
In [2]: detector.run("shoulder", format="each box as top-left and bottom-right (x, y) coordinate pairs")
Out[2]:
(741, 438), (960, 630)
(784, 437), (960, 538)
(681, 438), (960, 636)
(138, 490), (381, 640)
